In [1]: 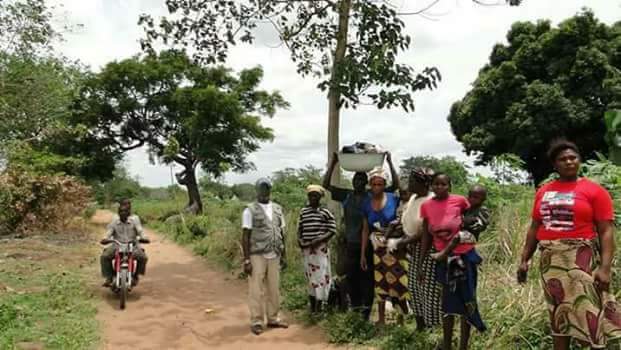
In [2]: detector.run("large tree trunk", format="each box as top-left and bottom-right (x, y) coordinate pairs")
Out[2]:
(327, 0), (352, 278)
(175, 165), (203, 214)
(326, 0), (352, 177)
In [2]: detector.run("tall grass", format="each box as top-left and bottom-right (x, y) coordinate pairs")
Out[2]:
(133, 174), (621, 349)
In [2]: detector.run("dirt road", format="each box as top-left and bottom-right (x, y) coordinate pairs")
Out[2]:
(93, 210), (333, 350)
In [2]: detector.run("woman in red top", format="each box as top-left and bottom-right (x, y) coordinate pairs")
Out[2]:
(420, 173), (486, 350)
(518, 139), (621, 349)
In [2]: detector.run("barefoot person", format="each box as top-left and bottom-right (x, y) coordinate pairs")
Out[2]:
(323, 152), (399, 320)
(242, 178), (289, 335)
(360, 166), (409, 326)
(420, 173), (486, 350)
(431, 185), (490, 262)
(100, 199), (149, 287)
(298, 185), (337, 314)
(518, 140), (621, 349)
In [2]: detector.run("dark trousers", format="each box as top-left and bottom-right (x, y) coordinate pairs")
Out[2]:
(344, 242), (374, 320)
(100, 245), (148, 280)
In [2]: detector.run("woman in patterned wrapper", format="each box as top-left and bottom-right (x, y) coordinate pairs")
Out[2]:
(517, 139), (621, 349)
(298, 185), (337, 314)
(360, 167), (410, 327)
(400, 168), (443, 331)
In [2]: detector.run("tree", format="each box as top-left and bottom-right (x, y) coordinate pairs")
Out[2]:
(0, 56), (120, 181)
(0, 0), (58, 57)
(92, 166), (145, 205)
(0, 1), (119, 181)
(139, 1), (520, 179)
(231, 183), (256, 202)
(75, 50), (288, 213)
(448, 10), (621, 183)
(399, 155), (470, 189)
(200, 176), (234, 200)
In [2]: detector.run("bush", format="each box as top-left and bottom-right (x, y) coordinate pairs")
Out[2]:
(321, 311), (376, 344)
(0, 168), (91, 235)
(92, 167), (145, 205)
(127, 159), (621, 349)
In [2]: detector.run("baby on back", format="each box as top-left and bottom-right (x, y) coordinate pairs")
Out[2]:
(430, 184), (490, 261)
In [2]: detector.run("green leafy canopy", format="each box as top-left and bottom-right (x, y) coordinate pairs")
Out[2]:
(449, 10), (621, 183)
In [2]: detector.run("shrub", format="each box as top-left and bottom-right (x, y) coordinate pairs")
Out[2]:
(0, 168), (91, 235)
(321, 311), (376, 344)
(92, 167), (145, 205)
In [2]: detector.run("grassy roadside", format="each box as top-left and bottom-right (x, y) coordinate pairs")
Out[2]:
(130, 193), (557, 349)
(0, 221), (100, 350)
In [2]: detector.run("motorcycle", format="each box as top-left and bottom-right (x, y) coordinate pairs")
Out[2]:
(100, 238), (149, 310)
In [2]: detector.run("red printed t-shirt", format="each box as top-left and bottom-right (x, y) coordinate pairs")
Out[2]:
(420, 194), (473, 254)
(532, 178), (614, 241)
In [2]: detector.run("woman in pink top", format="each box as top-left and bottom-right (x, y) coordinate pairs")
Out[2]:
(420, 173), (485, 350)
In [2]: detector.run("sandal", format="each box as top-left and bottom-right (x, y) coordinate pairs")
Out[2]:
(250, 324), (263, 335)
(266, 320), (289, 329)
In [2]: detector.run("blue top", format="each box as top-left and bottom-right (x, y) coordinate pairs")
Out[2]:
(362, 192), (400, 229)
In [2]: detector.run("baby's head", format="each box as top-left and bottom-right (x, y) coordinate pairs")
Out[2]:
(468, 184), (487, 208)
(399, 185), (412, 203)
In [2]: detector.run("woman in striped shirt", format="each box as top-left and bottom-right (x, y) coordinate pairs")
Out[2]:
(298, 185), (337, 313)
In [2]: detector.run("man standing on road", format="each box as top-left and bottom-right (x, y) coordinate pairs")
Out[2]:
(242, 178), (289, 335)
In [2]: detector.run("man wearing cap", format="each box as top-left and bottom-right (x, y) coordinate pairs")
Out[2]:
(242, 178), (289, 335)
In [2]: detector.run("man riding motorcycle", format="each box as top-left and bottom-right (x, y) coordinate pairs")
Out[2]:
(100, 199), (149, 287)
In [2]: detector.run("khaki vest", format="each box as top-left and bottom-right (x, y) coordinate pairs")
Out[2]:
(248, 202), (285, 255)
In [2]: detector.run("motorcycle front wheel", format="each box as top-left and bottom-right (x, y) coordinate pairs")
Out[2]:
(119, 269), (128, 310)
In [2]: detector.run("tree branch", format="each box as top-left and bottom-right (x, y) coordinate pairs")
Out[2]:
(282, 3), (333, 40)
(396, 0), (441, 15)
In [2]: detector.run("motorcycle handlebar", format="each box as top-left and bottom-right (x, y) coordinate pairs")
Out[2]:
(100, 239), (148, 245)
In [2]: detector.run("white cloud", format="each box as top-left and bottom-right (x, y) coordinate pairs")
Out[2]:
(49, 0), (619, 187)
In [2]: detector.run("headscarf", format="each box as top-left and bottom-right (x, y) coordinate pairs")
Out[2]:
(306, 184), (325, 196)
(368, 166), (387, 182)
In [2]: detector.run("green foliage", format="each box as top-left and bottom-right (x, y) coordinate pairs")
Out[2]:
(489, 153), (529, 184)
(4, 141), (86, 176)
(231, 183), (255, 202)
(271, 165), (323, 210)
(375, 325), (437, 350)
(321, 311), (376, 345)
(449, 11), (621, 183)
(0, 0), (58, 57)
(139, 1), (446, 113)
(92, 166), (146, 205)
(0, 45), (119, 182)
(580, 154), (621, 225)
(399, 155), (470, 188)
(131, 193), (186, 224)
(281, 267), (309, 311)
(138, 161), (621, 349)
(0, 0), (119, 181)
(0, 237), (99, 350)
(200, 176), (234, 200)
(0, 271), (99, 349)
(605, 109), (621, 165)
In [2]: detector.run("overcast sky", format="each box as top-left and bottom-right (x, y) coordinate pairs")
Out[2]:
(50, 0), (619, 187)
